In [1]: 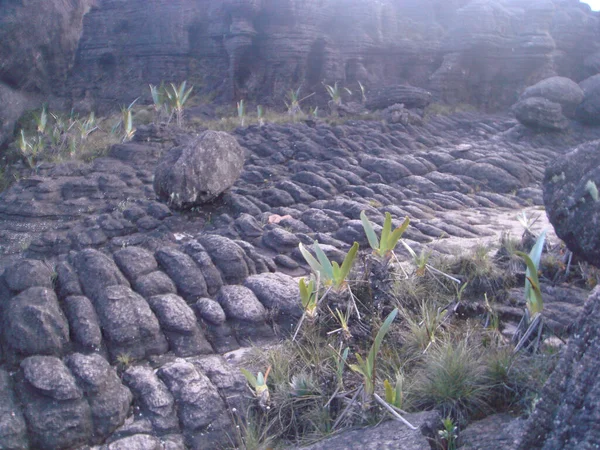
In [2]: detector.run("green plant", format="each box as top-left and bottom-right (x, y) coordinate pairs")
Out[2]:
(149, 82), (167, 122)
(333, 345), (349, 388)
(77, 112), (97, 141)
(361, 211), (410, 259)
(34, 104), (48, 134)
(298, 241), (359, 291)
(516, 229), (547, 317)
(402, 301), (447, 355)
(328, 307), (352, 341)
(357, 81), (367, 104)
(323, 81), (352, 107)
(257, 105), (265, 126)
(285, 87), (314, 116)
(121, 103), (136, 142)
(241, 367), (271, 409)
(165, 81), (194, 127)
(383, 373), (404, 409)
(439, 417), (458, 450)
(349, 308), (398, 396)
(299, 277), (318, 319)
(237, 99), (246, 127)
(517, 211), (541, 235)
(116, 353), (132, 367)
(412, 338), (490, 422)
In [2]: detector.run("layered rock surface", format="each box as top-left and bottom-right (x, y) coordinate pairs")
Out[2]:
(1, 0), (598, 118)
(1, 111), (600, 448)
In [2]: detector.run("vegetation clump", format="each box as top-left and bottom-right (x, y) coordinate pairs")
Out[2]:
(233, 210), (563, 449)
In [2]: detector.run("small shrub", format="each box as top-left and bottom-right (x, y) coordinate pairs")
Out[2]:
(411, 338), (490, 422)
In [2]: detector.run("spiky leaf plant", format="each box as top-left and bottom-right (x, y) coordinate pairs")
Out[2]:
(361, 210), (410, 258)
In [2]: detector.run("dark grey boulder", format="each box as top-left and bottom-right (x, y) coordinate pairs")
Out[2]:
(215, 285), (267, 323)
(153, 130), (245, 209)
(301, 209), (340, 232)
(18, 356), (92, 450)
(113, 246), (158, 282)
(520, 76), (584, 117)
(132, 271), (178, 298)
(102, 434), (164, 450)
(21, 356), (81, 401)
(183, 248), (224, 296)
(296, 411), (439, 449)
(460, 414), (524, 449)
(360, 155), (411, 183)
(576, 74), (600, 125)
(366, 85), (432, 111)
(262, 226), (301, 251)
(156, 359), (232, 448)
(147, 293), (213, 356)
(518, 287), (600, 449)
(66, 353), (132, 441)
(543, 139), (600, 266)
(122, 365), (179, 434)
(63, 295), (103, 350)
(244, 272), (302, 317)
(2, 259), (54, 292)
(194, 298), (227, 325)
(94, 285), (168, 360)
(155, 247), (208, 301)
(513, 97), (569, 131)
(55, 261), (83, 299)
(71, 248), (130, 301)
(0, 369), (28, 449)
(197, 235), (250, 284)
(2, 287), (70, 359)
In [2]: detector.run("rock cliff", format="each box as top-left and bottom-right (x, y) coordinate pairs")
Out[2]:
(1, 0), (598, 118)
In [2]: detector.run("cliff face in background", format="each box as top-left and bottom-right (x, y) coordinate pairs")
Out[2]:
(0, 0), (95, 146)
(0, 0), (599, 117)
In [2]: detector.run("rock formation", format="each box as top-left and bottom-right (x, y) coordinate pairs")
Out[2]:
(543, 139), (600, 266)
(0, 0), (598, 122)
(0, 111), (598, 447)
(154, 130), (246, 209)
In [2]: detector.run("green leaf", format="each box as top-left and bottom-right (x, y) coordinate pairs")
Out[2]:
(240, 368), (257, 388)
(387, 217), (410, 253)
(181, 85), (194, 105)
(349, 363), (364, 376)
(313, 241), (334, 281)
(516, 252), (544, 315)
(380, 213), (392, 255)
(299, 243), (325, 279)
(256, 372), (264, 387)
(366, 308), (398, 385)
(384, 379), (394, 403)
(361, 210), (380, 251)
(529, 229), (547, 272)
(338, 242), (359, 283)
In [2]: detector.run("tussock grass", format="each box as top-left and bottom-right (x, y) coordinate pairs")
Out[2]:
(410, 337), (491, 423)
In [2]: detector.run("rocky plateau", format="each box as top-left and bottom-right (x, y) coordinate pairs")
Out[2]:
(1, 0), (600, 449)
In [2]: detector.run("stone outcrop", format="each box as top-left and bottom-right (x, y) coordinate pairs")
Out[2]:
(519, 76), (584, 118)
(153, 130), (246, 209)
(513, 97), (570, 131)
(518, 286), (600, 449)
(1, 105), (600, 448)
(543, 139), (600, 266)
(576, 73), (600, 124)
(0, 0), (598, 120)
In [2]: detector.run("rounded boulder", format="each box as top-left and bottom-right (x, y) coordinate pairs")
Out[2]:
(520, 76), (584, 118)
(153, 130), (245, 209)
(543, 140), (600, 266)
